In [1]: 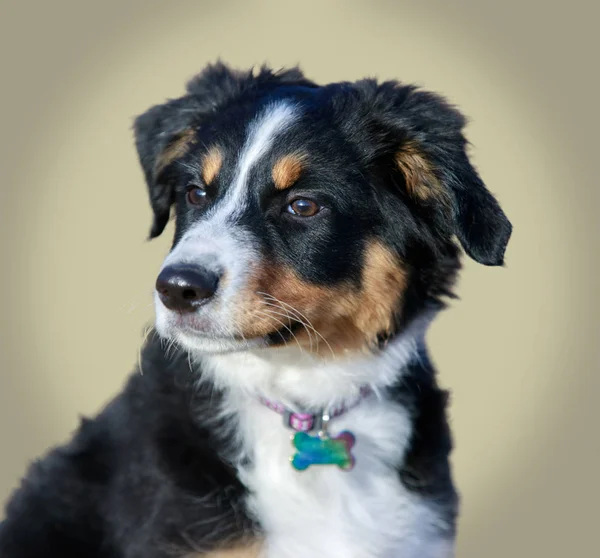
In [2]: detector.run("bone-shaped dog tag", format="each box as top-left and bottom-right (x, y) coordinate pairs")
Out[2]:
(291, 431), (356, 471)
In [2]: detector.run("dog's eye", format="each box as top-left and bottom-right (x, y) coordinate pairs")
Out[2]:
(186, 185), (207, 206)
(287, 199), (320, 217)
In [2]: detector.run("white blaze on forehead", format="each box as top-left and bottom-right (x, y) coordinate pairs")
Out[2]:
(217, 101), (300, 221)
(157, 102), (301, 339)
(163, 101), (300, 265)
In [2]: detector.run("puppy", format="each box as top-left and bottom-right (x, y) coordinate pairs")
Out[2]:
(0, 63), (511, 558)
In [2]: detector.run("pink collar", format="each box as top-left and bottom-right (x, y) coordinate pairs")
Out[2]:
(259, 387), (372, 433)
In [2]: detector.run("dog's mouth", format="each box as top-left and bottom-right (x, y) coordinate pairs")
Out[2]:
(160, 310), (307, 355)
(176, 317), (304, 344)
(168, 325), (264, 354)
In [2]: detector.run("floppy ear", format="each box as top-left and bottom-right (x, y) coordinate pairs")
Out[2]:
(394, 133), (512, 266)
(397, 89), (512, 266)
(347, 81), (512, 266)
(133, 97), (202, 239)
(132, 62), (253, 239)
(134, 62), (316, 239)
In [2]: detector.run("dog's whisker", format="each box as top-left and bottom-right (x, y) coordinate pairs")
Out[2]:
(258, 293), (321, 340)
(258, 292), (335, 358)
(251, 311), (292, 351)
(187, 350), (194, 375)
(164, 337), (180, 360)
(257, 302), (315, 353)
(257, 294), (316, 348)
(137, 325), (156, 376)
(254, 309), (305, 354)
(257, 300), (315, 353)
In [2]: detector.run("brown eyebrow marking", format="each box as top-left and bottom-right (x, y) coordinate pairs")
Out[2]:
(154, 128), (196, 176)
(394, 141), (450, 206)
(272, 154), (307, 190)
(201, 147), (223, 185)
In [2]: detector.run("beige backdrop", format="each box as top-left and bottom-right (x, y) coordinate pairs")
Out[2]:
(1, 0), (598, 556)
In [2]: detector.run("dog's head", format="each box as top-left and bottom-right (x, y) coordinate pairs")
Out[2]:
(134, 63), (511, 357)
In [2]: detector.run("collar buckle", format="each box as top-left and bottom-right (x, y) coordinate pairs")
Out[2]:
(283, 410), (316, 432)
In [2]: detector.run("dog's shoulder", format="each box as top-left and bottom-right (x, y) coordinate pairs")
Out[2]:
(390, 350), (459, 526)
(0, 393), (122, 556)
(0, 337), (254, 557)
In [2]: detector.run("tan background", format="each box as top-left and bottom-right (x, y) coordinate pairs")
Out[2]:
(0, 0), (598, 555)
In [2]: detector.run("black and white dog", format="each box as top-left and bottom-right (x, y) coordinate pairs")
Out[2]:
(0, 63), (511, 558)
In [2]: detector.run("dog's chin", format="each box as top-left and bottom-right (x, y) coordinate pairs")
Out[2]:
(153, 299), (263, 355)
(155, 321), (267, 356)
(177, 328), (265, 355)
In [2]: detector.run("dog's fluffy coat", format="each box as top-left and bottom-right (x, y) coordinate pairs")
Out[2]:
(0, 63), (511, 557)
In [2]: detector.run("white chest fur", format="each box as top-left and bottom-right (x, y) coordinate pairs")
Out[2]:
(233, 393), (452, 558)
(201, 326), (454, 558)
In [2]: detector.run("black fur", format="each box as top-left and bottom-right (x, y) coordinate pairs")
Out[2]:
(135, 64), (319, 239)
(0, 335), (456, 556)
(136, 62), (511, 268)
(0, 336), (256, 558)
(135, 62), (510, 345)
(1, 62), (511, 556)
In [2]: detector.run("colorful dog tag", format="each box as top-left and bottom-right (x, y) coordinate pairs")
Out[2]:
(291, 430), (356, 471)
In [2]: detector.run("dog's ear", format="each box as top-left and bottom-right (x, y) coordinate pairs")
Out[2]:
(133, 62), (253, 239)
(341, 81), (512, 266)
(134, 62), (315, 239)
(133, 97), (201, 239)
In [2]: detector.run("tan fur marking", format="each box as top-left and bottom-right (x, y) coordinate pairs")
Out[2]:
(353, 242), (408, 341)
(316, 242), (408, 354)
(188, 540), (262, 558)
(232, 241), (407, 357)
(272, 154), (306, 190)
(155, 128), (196, 176)
(234, 264), (341, 342)
(202, 147), (224, 185)
(395, 141), (449, 204)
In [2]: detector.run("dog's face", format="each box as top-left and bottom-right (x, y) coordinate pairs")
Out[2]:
(134, 64), (511, 357)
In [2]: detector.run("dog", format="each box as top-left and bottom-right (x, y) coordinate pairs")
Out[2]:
(0, 62), (511, 558)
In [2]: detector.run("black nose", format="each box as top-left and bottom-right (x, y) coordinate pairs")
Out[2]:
(155, 265), (220, 312)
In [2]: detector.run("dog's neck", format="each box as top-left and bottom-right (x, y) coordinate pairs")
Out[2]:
(199, 312), (434, 411)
